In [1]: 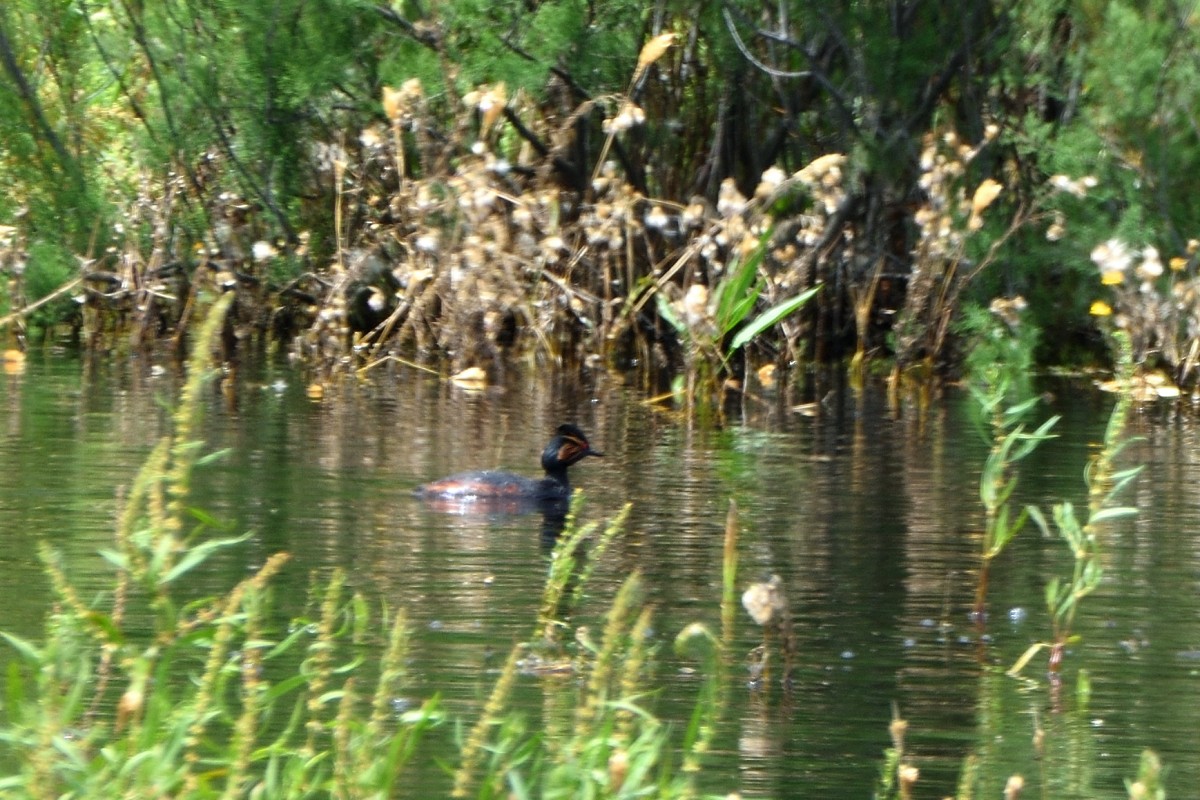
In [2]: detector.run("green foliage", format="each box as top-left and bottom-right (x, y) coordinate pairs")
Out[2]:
(0, 297), (445, 798)
(962, 306), (1059, 617)
(1010, 332), (1142, 680)
(1125, 749), (1167, 800)
(957, 302), (1040, 402)
(21, 241), (77, 334)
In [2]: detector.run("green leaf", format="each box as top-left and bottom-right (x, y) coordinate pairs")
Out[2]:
(728, 284), (822, 353)
(1007, 642), (1048, 677)
(1089, 506), (1138, 524)
(1001, 396), (1042, 426)
(655, 291), (686, 335)
(1026, 504), (1050, 537)
(186, 505), (233, 531)
(0, 632), (42, 665)
(195, 447), (233, 467)
(98, 549), (130, 571)
(714, 235), (767, 330)
(161, 533), (251, 585)
(1044, 577), (1061, 612)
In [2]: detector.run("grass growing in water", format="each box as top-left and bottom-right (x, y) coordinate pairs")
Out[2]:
(0, 301), (741, 799)
(1, 301), (1174, 799)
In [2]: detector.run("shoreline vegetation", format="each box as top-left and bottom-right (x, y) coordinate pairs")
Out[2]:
(0, 2), (1199, 411)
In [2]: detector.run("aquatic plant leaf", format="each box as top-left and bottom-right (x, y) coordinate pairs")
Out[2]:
(4, 662), (26, 725)
(506, 771), (533, 800)
(98, 548), (130, 571)
(1009, 416), (1060, 461)
(161, 533), (251, 585)
(264, 673), (309, 702)
(1007, 642), (1048, 676)
(264, 625), (314, 660)
(714, 235), (767, 332)
(728, 284), (822, 353)
(0, 632), (41, 665)
(723, 288), (762, 336)
(1025, 505), (1050, 537)
(84, 611), (126, 645)
(1044, 577), (1063, 612)
(1105, 466), (1145, 498)
(186, 505), (230, 530)
(195, 447), (232, 467)
(655, 292), (686, 335)
(989, 505), (1029, 556)
(1001, 396), (1041, 426)
(1089, 506), (1139, 524)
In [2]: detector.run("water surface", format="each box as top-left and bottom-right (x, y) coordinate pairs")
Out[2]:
(1, 356), (1198, 796)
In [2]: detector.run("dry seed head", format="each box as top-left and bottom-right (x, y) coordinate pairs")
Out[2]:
(741, 575), (786, 626)
(1091, 238), (1132, 273)
(512, 206), (533, 230)
(717, 178), (747, 217)
(252, 240), (277, 262)
(795, 153), (846, 185)
(382, 85), (404, 120)
(1136, 246), (1163, 280)
(898, 765), (919, 787)
(359, 126), (383, 149)
(637, 32), (676, 71)
(415, 232), (439, 254)
(681, 283), (709, 327)
(968, 179), (1002, 231)
(681, 201), (707, 228)
(1004, 775), (1025, 799)
(755, 166), (787, 198)
(889, 716), (908, 751)
(645, 205), (670, 230)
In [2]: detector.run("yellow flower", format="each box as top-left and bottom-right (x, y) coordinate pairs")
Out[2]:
(1089, 300), (1113, 317)
(1100, 269), (1125, 285)
(1170, 256), (1189, 271)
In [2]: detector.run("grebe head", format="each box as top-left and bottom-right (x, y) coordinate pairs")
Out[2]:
(542, 423), (603, 472)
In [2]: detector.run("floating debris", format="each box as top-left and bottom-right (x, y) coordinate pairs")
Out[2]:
(450, 366), (488, 390)
(742, 575), (787, 627)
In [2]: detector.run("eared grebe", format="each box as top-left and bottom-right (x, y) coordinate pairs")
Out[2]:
(415, 423), (603, 505)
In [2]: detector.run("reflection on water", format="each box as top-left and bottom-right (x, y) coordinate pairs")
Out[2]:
(2, 358), (1200, 796)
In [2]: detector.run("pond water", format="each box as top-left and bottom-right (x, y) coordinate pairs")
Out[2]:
(2, 354), (1199, 797)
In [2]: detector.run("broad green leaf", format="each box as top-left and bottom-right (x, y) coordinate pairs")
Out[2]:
(728, 284), (822, 353)
(714, 234), (767, 329)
